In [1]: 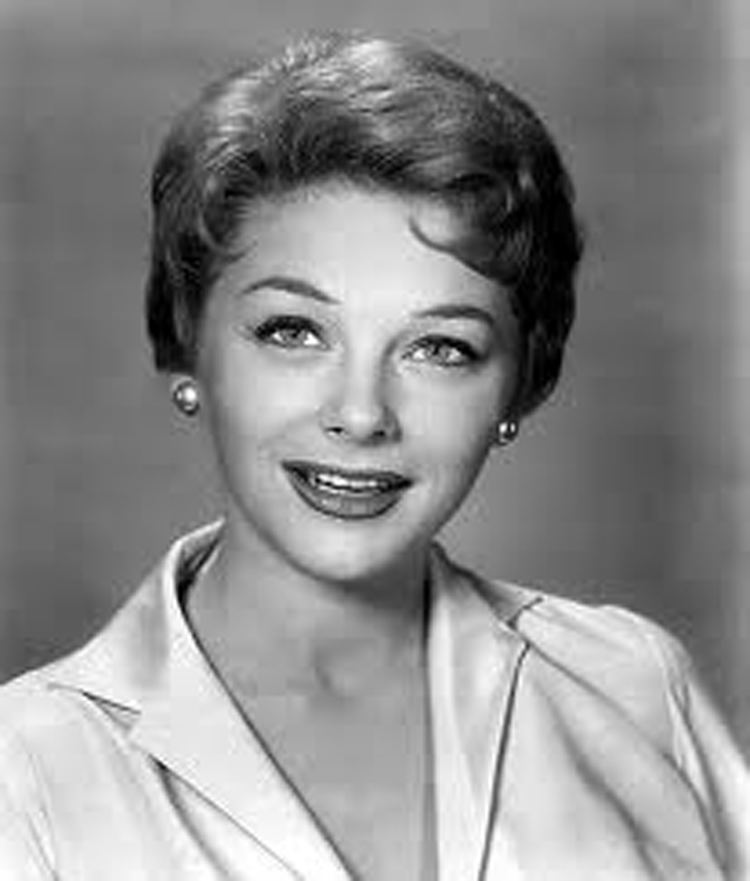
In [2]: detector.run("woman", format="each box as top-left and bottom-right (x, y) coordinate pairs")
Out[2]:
(1, 32), (748, 881)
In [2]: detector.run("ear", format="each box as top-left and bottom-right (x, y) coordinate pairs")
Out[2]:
(505, 339), (532, 422)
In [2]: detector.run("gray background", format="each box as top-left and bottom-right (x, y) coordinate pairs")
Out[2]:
(1, 0), (748, 750)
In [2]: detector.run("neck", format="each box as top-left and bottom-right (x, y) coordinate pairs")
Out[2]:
(186, 519), (429, 699)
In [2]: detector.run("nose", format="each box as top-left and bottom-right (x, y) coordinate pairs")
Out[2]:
(320, 355), (400, 445)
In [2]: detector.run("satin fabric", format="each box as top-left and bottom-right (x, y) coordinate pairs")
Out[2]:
(0, 522), (748, 880)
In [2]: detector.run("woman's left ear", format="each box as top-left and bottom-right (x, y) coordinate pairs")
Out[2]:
(492, 345), (526, 449)
(170, 375), (201, 417)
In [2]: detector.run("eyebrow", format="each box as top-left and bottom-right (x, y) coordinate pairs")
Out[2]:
(239, 275), (339, 304)
(413, 304), (497, 329)
(240, 275), (496, 328)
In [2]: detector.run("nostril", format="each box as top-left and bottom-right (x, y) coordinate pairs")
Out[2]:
(322, 419), (399, 443)
(320, 403), (400, 444)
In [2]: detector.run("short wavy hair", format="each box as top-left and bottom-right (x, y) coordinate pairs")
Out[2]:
(145, 33), (583, 417)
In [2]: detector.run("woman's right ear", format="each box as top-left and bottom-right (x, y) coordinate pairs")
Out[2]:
(169, 375), (201, 417)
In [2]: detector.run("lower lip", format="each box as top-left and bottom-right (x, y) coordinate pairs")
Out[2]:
(284, 467), (410, 521)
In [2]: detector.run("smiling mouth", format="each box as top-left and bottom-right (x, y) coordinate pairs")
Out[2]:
(282, 461), (413, 520)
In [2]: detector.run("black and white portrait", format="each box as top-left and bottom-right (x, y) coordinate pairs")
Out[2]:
(0, 1), (748, 878)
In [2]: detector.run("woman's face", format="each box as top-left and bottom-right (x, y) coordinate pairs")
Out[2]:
(193, 182), (521, 583)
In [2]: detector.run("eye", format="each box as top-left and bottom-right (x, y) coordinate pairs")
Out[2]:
(253, 315), (326, 350)
(406, 336), (480, 368)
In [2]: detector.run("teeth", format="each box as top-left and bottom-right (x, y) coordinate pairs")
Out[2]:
(308, 471), (393, 493)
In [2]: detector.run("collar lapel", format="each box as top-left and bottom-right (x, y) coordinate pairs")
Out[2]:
(48, 529), (541, 881)
(49, 524), (351, 881)
(427, 547), (536, 881)
(128, 628), (351, 881)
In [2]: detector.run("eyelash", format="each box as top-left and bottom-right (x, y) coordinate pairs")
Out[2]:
(252, 315), (325, 350)
(251, 317), (481, 368)
(406, 336), (480, 368)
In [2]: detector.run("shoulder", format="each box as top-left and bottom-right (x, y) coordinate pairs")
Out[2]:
(517, 587), (686, 672)
(479, 577), (692, 752)
(0, 662), (90, 767)
(478, 573), (687, 677)
(0, 640), (140, 795)
(0, 665), (72, 841)
(0, 660), (105, 877)
(0, 662), (68, 725)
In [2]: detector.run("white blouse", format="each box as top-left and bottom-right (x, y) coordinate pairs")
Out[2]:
(0, 523), (748, 880)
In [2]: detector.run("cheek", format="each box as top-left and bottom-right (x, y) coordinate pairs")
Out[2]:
(201, 347), (320, 444)
(412, 361), (510, 445)
(405, 397), (496, 536)
(411, 390), (497, 476)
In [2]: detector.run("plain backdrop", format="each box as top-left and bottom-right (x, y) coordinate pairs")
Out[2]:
(1, 0), (748, 750)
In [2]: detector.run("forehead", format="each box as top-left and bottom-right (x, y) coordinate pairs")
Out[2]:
(215, 182), (506, 316)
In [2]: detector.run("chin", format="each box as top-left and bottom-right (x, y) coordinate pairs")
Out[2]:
(268, 506), (430, 584)
(283, 525), (425, 586)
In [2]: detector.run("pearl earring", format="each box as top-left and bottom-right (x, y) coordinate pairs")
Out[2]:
(495, 419), (519, 446)
(171, 379), (200, 417)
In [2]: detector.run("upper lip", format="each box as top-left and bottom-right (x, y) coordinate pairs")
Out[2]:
(283, 460), (412, 488)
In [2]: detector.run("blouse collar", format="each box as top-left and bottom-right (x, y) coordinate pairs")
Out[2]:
(48, 521), (538, 881)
